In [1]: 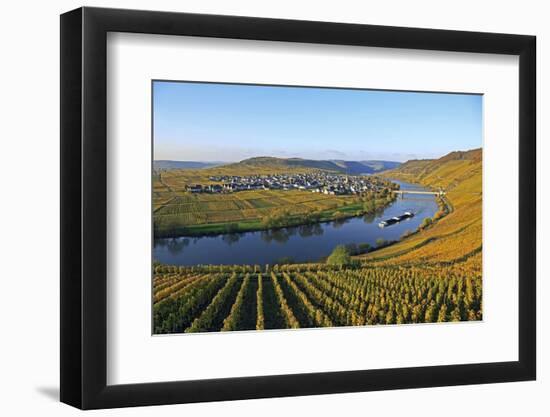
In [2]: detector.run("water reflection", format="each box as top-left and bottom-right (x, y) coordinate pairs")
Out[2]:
(163, 237), (190, 255)
(363, 213), (376, 224)
(221, 233), (241, 245)
(260, 228), (296, 244)
(153, 180), (439, 265)
(298, 223), (324, 238)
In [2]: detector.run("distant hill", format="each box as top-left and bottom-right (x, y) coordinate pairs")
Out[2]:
(153, 160), (226, 170)
(332, 160), (402, 174)
(221, 157), (400, 174)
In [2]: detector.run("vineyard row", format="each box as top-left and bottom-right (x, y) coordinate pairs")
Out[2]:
(153, 265), (482, 334)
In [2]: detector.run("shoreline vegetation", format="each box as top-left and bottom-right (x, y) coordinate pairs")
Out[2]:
(346, 193), (452, 260)
(152, 148), (483, 332)
(153, 168), (399, 238)
(265, 192), (451, 266)
(154, 189), (398, 238)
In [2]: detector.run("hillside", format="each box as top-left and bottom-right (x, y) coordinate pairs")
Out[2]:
(153, 160), (226, 170)
(153, 148), (484, 331)
(332, 159), (401, 174)
(382, 148), (481, 191)
(223, 157), (341, 173)
(220, 156), (400, 175)
(359, 160), (402, 172)
(362, 148), (482, 266)
(155, 156), (401, 194)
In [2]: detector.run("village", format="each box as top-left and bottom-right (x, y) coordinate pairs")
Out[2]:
(187, 172), (396, 196)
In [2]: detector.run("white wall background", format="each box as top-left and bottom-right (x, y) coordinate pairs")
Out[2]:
(0, 0), (546, 415)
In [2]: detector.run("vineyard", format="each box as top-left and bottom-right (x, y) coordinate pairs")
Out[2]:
(152, 148), (483, 334)
(153, 262), (482, 334)
(153, 187), (394, 237)
(371, 148), (482, 265)
(155, 189), (348, 221)
(153, 157), (397, 237)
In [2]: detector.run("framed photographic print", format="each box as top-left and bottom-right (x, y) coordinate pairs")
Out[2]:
(60, 7), (536, 409)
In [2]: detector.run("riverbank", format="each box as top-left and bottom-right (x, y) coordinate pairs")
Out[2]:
(154, 192), (397, 238)
(361, 150), (482, 265)
(153, 180), (438, 266)
(354, 193), (453, 259)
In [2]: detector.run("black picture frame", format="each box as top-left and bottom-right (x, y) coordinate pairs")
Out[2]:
(60, 6), (536, 410)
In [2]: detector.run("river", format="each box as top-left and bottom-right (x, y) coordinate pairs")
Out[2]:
(153, 180), (438, 265)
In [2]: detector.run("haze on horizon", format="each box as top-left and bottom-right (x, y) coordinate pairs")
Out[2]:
(153, 81), (482, 163)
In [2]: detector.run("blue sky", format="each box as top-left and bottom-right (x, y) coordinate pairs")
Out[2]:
(153, 81), (482, 163)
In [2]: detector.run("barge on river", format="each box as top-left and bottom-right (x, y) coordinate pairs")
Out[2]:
(378, 211), (414, 227)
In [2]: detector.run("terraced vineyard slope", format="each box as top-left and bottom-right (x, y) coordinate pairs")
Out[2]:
(367, 148), (482, 265)
(152, 149), (483, 333)
(153, 157), (397, 237)
(153, 263), (481, 334)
